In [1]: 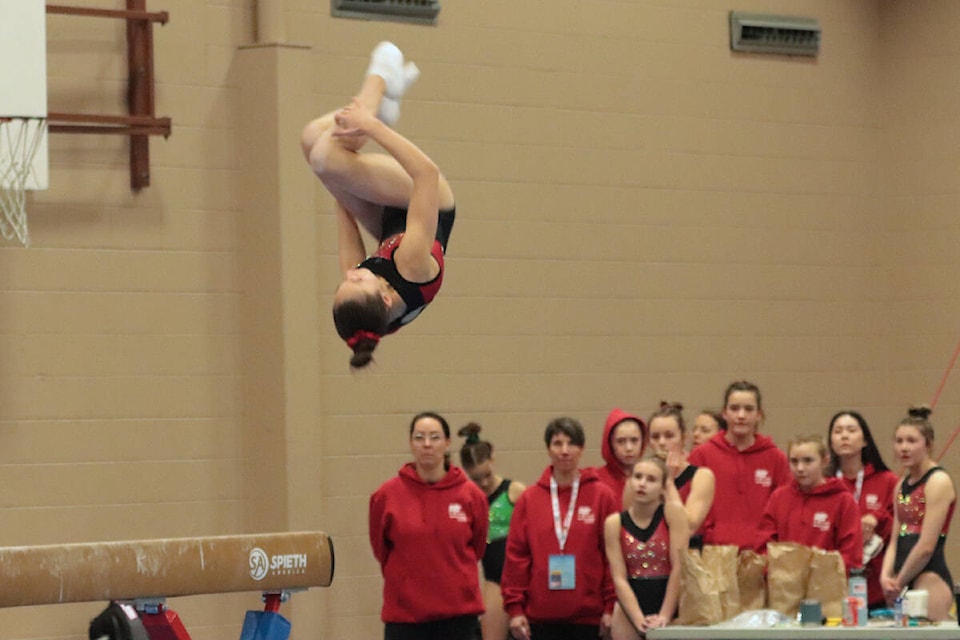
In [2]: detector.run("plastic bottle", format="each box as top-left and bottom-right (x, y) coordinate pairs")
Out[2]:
(848, 568), (868, 626)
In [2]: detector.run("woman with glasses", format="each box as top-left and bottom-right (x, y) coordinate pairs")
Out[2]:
(369, 411), (490, 640)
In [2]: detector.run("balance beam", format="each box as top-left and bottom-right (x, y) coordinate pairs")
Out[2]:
(0, 531), (334, 608)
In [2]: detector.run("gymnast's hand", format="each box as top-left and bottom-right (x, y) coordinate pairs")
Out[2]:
(645, 613), (669, 629)
(880, 573), (901, 602)
(665, 449), (686, 481)
(332, 98), (379, 137)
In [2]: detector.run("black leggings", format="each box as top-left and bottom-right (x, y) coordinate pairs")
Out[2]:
(384, 615), (478, 640)
(528, 623), (598, 640)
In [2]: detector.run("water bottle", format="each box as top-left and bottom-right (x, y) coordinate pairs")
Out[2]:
(848, 568), (868, 626)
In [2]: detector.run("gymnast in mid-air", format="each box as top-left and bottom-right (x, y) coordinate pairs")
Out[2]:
(301, 42), (456, 368)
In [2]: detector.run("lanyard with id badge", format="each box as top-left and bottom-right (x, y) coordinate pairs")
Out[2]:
(548, 473), (579, 590)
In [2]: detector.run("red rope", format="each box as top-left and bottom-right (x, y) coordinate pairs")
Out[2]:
(931, 335), (960, 461)
(930, 336), (960, 409)
(937, 423), (960, 463)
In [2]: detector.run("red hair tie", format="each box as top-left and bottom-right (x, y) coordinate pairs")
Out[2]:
(346, 330), (381, 349)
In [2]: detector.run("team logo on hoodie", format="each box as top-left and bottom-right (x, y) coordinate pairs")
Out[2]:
(865, 493), (880, 510)
(577, 506), (596, 524)
(448, 502), (468, 523)
(812, 512), (830, 532)
(754, 469), (772, 487)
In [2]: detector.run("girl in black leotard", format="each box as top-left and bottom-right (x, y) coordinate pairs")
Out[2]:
(604, 456), (688, 638)
(300, 42), (456, 368)
(646, 402), (715, 550)
(879, 406), (957, 620)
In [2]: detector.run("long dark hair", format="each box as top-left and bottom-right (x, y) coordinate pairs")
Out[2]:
(409, 411), (451, 438)
(826, 410), (890, 474)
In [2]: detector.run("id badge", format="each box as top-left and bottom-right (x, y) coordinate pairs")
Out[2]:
(548, 554), (576, 590)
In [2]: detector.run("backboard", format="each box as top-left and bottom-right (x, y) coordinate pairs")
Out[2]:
(0, 0), (48, 190)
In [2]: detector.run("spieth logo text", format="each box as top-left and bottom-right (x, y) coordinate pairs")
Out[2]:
(249, 546), (308, 581)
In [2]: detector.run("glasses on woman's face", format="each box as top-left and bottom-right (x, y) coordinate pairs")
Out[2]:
(412, 433), (444, 445)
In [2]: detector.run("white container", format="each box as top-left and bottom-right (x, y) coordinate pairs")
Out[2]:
(903, 589), (929, 618)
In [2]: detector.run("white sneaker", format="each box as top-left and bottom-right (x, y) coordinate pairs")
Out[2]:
(366, 41), (420, 100)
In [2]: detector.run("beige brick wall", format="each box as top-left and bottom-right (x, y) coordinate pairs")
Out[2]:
(0, 1), (955, 638)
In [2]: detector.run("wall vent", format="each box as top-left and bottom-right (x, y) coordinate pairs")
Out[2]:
(729, 12), (820, 57)
(331, 0), (441, 26)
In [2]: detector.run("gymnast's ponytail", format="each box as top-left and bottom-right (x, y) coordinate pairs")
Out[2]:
(333, 293), (389, 368)
(458, 422), (494, 468)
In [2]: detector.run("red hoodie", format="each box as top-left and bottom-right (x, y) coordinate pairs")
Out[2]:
(754, 477), (863, 574)
(369, 463), (489, 623)
(837, 463), (899, 605)
(594, 408), (647, 505)
(688, 432), (790, 549)
(501, 466), (617, 625)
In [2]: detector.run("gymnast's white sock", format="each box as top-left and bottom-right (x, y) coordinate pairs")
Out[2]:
(366, 41), (420, 101)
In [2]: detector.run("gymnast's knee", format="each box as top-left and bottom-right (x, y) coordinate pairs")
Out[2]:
(301, 117), (331, 161)
(304, 124), (364, 181)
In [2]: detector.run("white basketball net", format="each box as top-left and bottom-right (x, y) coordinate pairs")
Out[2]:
(0, 117), (47, 247)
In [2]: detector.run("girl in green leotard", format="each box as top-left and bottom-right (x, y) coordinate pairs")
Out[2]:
(459, 422), (527, 640)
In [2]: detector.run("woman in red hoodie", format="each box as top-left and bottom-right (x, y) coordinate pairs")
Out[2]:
(369, 411), (489, 640)
(827, 410), (898, 608)
(688, 380), (791, 549)
(754, 434), (863, 573)
(501, 417), (618, 640)
(596, 408), (647, 507)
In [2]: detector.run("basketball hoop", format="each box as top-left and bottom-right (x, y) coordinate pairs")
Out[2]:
(0, 116), (47, 247)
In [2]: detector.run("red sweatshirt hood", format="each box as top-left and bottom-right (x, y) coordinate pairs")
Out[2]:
(600, 408), (647, 475)
(790, 476), (847, 497)
(703, 430), (779, 456)
(836, 462), (879, 480)
(535, 465), (602, 490)
(398, 462), (468, 488)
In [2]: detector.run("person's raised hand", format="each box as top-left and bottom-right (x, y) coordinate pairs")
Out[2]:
(332, 97), (378, 137)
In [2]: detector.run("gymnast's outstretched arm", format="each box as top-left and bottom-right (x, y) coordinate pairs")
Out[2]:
(333, 98), (440, 282)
